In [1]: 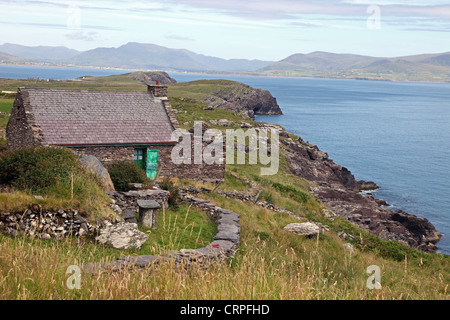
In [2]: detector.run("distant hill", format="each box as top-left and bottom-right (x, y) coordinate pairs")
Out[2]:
(260, 51), (450, 82)
(0, 43), (80, 62)
(67, 42), (273, 72)
(261, 52), (381, 72)
(0, 51), (27, 64)
(1, 42), (450, 81)
(0, 42), (273, 73)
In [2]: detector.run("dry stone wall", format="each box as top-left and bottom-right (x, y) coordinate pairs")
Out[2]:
(0, 206), (97, 240)
(83, 190), (241, 273)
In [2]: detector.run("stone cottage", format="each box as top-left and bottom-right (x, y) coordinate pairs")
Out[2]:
(6, 84), (224, 181)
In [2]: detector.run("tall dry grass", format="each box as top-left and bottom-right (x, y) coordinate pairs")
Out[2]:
(0, 231), (448, 300)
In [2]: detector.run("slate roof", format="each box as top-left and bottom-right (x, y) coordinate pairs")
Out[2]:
(22, 88), (177, 146)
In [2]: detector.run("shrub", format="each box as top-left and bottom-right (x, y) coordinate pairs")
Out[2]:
(0, 146), (79, 192)
(259, 190), (274, 204)
(107, 160), (150, 192)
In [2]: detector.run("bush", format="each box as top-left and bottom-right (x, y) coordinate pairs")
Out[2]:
(0, 146), (79, 192)
(107, 161), (150, 192)
(259, 190), (274, 204)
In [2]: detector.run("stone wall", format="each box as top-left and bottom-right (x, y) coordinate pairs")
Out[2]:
(162, 100), (180, 130)
(69, 146), (134, 165)
(107, 189), (170, 216)
(83, 190), (241, 273)
(6, 89), (45, 150)
(0, 206), (97, 240)
(69, 144), (225, 182)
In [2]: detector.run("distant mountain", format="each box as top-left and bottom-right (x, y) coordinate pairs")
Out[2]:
(0, 42), (273, 72)
(0, 51), (27, 64)
(261, 51), (381, 72)
(66, 42), (273, 72)
(1, 42), (449, 81)
(0, 43), (80, 62)
(260, 51), (450, 82)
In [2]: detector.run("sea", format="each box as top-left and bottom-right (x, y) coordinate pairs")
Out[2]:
(1, 65), (449, 254)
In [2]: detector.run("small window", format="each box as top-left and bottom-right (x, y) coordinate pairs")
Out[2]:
(134, 149), (144, 161)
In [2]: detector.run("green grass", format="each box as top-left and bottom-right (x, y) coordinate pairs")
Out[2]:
(0, 98), (13, 113)
(0, 114), (8, 127)
(0, 97), (13, 127)
(136, 203), (217, 255)
(169, 98), (252, 130)
(0, 74), (147, 92)
(169, 79), (251, 100)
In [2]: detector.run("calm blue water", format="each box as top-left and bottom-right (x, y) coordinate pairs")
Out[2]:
(1, 65), (449, 254)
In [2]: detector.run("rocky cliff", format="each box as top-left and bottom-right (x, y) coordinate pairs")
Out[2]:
(203, 84), (283, 119)
(280, 133), (442, 252)
(173, 80), (283, 119)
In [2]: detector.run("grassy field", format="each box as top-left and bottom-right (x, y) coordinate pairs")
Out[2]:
(0, 74), (147, 92)
(0, 177), (448, 300)
(0, 73), (448, 300)
(0, 98), (13, 113)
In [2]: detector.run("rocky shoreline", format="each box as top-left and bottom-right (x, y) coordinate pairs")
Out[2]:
(278, 130), (442, 252)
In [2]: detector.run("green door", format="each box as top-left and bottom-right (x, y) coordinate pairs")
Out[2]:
(134, 148), (146, 170)
(146, 149), (159, 180)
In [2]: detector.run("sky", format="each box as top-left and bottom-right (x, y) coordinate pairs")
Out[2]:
(0, 0), (449, 61)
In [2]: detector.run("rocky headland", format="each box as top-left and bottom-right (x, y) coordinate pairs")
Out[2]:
(128, 71), (177, 85)
(198, 80), (283, 119)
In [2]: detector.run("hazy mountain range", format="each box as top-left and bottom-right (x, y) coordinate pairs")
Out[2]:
(1, 42), (449, 81)
(0, 42), (272, 73)
(261, 51), (450, 82)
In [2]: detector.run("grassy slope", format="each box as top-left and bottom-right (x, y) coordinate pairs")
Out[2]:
(0, 74), (448, 299)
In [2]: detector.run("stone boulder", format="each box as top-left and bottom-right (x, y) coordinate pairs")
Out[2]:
(122, 209), (138, 224)
(95, 222), (148, 250)
(218, 119), (234, 127)
(283, 222), (320, 237)
(79, 155), (115, 191)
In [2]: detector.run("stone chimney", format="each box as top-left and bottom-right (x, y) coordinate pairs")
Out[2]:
(147, 81), (168, 98)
